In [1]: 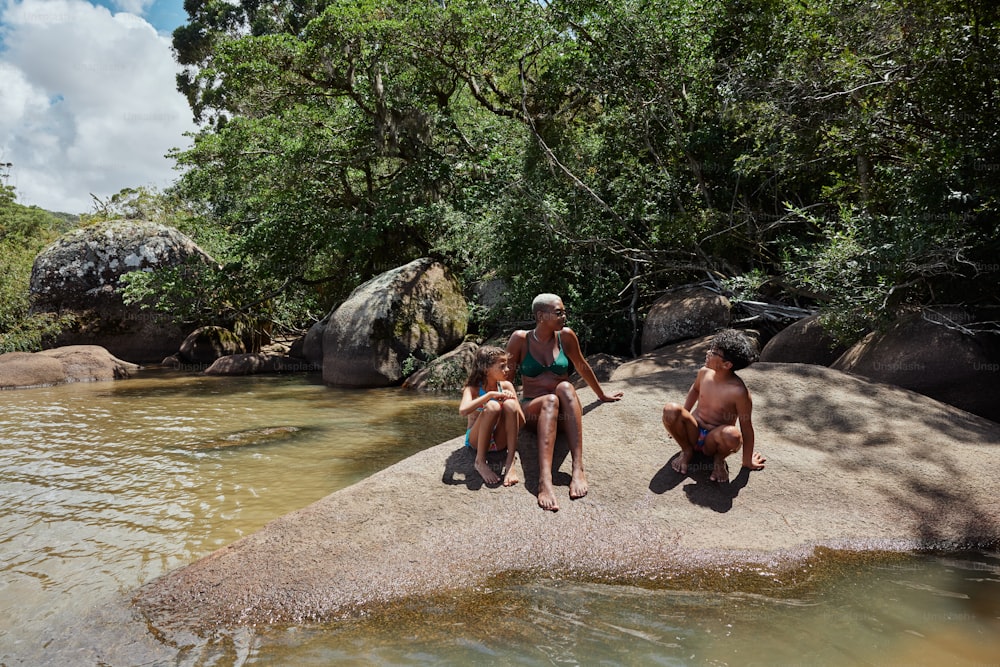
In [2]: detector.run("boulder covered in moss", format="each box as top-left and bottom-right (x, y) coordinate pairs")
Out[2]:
(403, 340), (478, 391)
(178, 326), (245, 365)
(321, 258), (468, 387)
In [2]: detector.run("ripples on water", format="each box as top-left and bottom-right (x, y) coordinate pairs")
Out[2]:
(1, 371), (998, 665)
(0, 371), (460, 660)
(228, 552), (999, 666)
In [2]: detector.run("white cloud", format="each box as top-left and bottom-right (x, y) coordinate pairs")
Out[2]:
(112, 0), (154, 14)
(0, 0), (196, 213)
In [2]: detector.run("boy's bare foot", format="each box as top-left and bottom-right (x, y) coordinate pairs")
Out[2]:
(710, 460), (729, 483)
(569, 470), (588, 500)
(475, 459), (500, 485)
(671, 450), (691, 474)
(537, 483), (559, 511)
(502, 469), (519, 486)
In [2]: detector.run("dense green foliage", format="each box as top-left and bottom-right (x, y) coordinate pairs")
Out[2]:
(0, 186), (77, 352)
(83, 187), (319, 344)
(153, 0), (1000, 351)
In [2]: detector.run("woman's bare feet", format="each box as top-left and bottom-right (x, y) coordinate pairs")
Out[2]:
(537, 482), (559, 511)
(671, 450), (691, 474)
(475, 459), (500, 485)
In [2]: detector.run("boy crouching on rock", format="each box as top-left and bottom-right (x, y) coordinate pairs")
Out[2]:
(662, 329), (766, 482)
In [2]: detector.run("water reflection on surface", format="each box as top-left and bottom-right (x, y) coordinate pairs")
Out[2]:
(243, 552), (1000, 666)
(0, 369), (461, 661)
(1, 370), (998, 666)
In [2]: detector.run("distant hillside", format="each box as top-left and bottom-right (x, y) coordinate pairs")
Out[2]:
(47, 210), (82, 232)
(1, 188), (80, 242)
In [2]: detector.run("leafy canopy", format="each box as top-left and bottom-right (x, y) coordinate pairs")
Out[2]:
(154, 0), (1000, 351)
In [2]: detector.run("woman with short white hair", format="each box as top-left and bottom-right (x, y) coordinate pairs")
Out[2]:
(505, 293), (623, 511)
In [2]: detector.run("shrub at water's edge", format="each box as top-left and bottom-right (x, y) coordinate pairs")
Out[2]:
(0, 185), (77, 353)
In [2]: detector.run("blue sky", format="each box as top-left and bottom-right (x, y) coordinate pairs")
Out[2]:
(139, 0), (187, 33)
(90, 0), (187, 34)
(0, 0), (196, 213)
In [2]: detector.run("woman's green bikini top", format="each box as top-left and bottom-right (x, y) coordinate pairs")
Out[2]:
(520, 331), (570, 378)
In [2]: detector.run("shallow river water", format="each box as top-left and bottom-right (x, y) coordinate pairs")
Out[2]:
(0, 370), (998, 665)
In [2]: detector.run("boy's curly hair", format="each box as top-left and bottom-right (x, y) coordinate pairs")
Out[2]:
(711, 329), (759, 371)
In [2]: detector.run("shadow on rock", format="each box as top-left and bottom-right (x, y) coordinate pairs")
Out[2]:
(650, 453), (752, 513)
(442, 447), (485, 489)
(523, 433), (572, 500)
(442, 446), (524, 490)
(648, 459), (686, 494)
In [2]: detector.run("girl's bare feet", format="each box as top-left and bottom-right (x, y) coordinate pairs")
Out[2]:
(475, 459), (500, 485)
(502, 468), (519, 487)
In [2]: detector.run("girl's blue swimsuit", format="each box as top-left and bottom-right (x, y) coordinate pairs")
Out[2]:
(465, 385), (501, 451)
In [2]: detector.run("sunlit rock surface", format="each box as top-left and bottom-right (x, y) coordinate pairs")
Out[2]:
(0, 345), (138, 389)
(136, 339), (1000, 636)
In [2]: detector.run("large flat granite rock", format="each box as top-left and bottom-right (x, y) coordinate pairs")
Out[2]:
(135, 354), (1000, 635)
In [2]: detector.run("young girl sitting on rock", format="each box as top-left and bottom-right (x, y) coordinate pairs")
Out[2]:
(459, 346), (524, 486)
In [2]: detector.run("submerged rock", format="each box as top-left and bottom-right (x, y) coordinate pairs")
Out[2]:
(190, 426), (304, 450)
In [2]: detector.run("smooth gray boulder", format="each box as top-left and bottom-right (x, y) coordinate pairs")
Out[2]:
(641, 287), (731, 353)
(322, 258), (468, 387)
(301, 316), (328, 368)
(204, 353), (317, 375)
(760, 314), (848, 365)
(29, 220), (215, 363)
(832, 308), (1000, 422)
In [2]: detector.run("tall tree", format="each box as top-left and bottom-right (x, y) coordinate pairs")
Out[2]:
(165, 0), (1000, 350)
